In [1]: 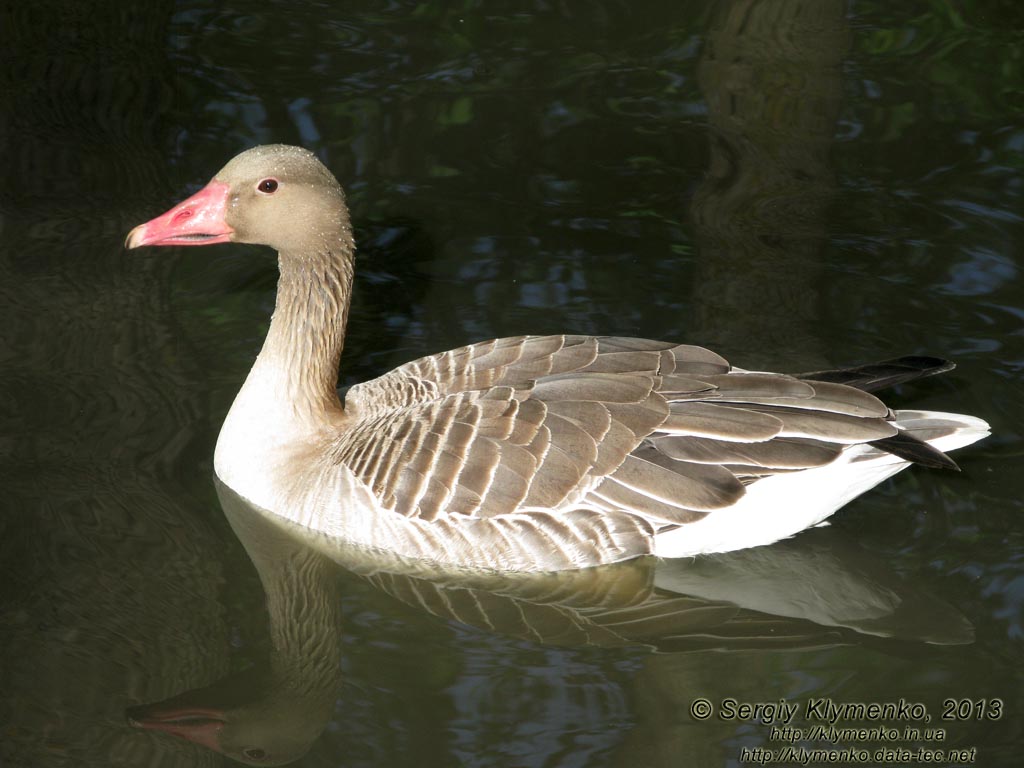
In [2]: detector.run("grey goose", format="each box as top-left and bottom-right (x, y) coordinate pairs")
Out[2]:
(126, 145), (990, 572)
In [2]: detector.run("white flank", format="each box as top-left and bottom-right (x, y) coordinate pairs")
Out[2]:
(653, 410), (990, 559)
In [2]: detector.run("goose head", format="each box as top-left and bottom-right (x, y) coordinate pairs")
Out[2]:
(127, 485), (346, 767)
(127, 664), (333, 766)
(125, 144), (351, 256)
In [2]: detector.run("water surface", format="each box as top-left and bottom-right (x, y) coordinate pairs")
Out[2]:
(2, 2), (1022, 767)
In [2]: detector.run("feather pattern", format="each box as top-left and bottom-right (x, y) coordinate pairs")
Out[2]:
(323, 334), (986, 570)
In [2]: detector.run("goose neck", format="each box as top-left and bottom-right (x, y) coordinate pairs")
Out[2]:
(253, 242), (354, 423)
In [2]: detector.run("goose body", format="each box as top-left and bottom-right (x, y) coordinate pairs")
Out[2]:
(127, 145), (990, 572)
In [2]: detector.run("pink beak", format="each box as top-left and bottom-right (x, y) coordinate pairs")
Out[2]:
(126, 181), (234, 249)
(127, 703), (227, 753)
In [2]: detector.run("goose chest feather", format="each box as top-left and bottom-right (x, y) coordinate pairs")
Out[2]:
(127, 145), (990, 572)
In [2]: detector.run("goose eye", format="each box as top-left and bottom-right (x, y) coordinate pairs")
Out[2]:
(257, 179), (278, 194)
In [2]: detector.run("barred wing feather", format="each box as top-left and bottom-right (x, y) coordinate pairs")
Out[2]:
(326, 336), (981, 570)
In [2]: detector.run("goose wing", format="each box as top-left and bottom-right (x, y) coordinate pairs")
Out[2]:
(344, 335), (728, 415)
(338, 336), (897, 538)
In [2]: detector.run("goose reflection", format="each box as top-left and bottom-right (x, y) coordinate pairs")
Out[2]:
(126, 481), (971, 765)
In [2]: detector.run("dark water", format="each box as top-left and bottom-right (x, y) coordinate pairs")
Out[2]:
(2, 1), (1022, 766)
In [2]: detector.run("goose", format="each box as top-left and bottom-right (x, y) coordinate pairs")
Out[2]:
(126, 144), (990, 572)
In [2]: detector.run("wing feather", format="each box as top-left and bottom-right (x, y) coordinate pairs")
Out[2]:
(332, 336), (925, 556)
(522, 440), (587, 508)
(449, 436), (499, 507)
(532, 373), (655, 404)
(697, 373), (815, 400)
(713, 380), (889, 418)
(652, 435), (842, 469)
(589, 478), (710, 524)
(606, 454), (744, 511)
(744, 405), (898, 442)
(580, 350), (664, 374)
(661, 402), (784, 441)
(545, 400), (613, 443)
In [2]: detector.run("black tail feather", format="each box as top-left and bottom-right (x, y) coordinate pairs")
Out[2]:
(795, 356), (955, 393)
(868, 432), (961, 471)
